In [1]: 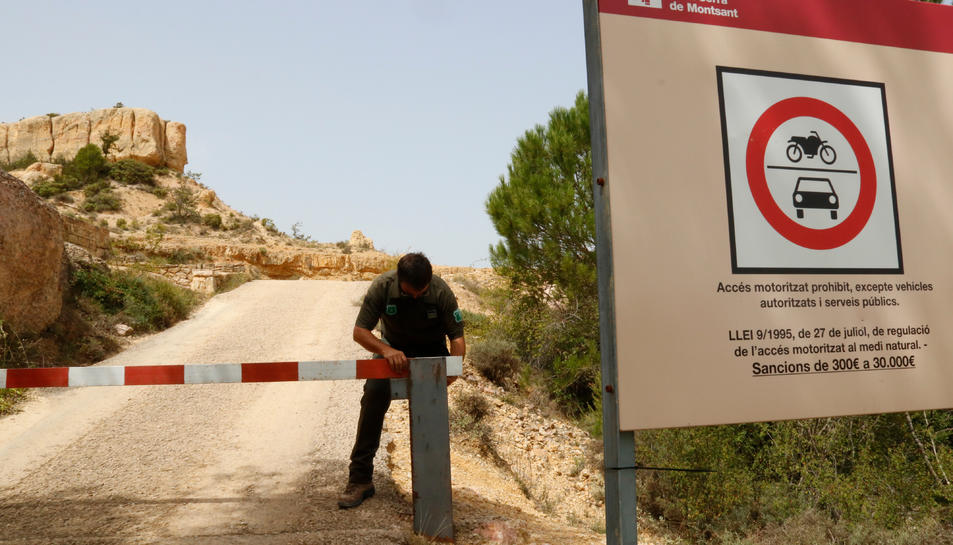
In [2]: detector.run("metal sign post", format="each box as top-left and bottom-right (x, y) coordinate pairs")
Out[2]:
(582, 1), (638, 543)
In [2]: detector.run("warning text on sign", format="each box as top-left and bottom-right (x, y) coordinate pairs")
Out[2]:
(717, 280), (932, 309)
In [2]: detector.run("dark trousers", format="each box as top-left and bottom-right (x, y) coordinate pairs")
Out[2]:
(347, 343), (449, 484)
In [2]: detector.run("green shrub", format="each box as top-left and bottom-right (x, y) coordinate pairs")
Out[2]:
(32, 144), (111, 200)
(636, 414), (953, 543)
(148, 186), (168, 198)
(460, 309), (490, 339)
(116, 218), (127, 230)
(487, 288), (600, 416)
(100, 130), (119, 155)
(33, 175), (81, 197)
(145, 224), (166, 252)
(455, 390), (491, 422)
(81, 181), (121, 212)
(1, 151), (39, 171)
(109, 159), (155, 186)
(66, 144), (110, 186)
(113, 237), (143, 253)
(261, 218), (279, 234)
(449, 392), (496, 459)
(167, 248), (205, 264)
(291, 221), (311, 241)
(166, 183), (199, 223)
(215, 273), (253, 294)
(0, 319), (30, 369)
(470, 336), (521, 387)
(202, 213), (223, 230)
(71, 267), (198, 332)
(549, 340), (600, 416)
(0, 388), (27, 416)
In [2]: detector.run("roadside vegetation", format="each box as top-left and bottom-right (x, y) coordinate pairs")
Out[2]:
(0, 263), (200, 416)
(480, 92), (953, 543)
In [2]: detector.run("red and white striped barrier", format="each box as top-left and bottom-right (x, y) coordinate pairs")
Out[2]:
(0, 357), (463, 389)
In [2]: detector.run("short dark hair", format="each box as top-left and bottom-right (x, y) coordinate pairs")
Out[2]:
(397, 252), (432, 290)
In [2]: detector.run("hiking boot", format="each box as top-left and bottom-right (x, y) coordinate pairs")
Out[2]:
(337, 481), (375, 509)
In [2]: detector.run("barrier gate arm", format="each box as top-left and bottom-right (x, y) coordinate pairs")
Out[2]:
(0, 356), (460, 543)
(0, 356), (463, 388)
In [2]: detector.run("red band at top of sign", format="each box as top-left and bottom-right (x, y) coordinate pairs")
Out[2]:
(745, 96), (877, 250)
(599, 0), (953, 55)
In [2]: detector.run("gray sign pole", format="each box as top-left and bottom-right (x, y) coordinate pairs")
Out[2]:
(582, 1), (638, 544)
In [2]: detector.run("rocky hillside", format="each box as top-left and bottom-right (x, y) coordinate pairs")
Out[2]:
(1, 108), (187, 172)
(15, 164), (401, 282)
(1, 105), (496, 336)
(3, 108), (493, 293)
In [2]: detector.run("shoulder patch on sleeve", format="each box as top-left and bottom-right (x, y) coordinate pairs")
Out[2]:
(453, 309), (463, 323)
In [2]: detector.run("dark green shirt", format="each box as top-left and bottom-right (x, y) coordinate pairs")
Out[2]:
(354, 270), (464, 349)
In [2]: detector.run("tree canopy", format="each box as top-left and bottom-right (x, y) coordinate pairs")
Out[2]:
(486, 91), (596, 306)
(485, 92), (600, 415)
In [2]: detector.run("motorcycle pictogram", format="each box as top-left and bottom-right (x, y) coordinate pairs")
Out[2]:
(786, 130), (837, 164)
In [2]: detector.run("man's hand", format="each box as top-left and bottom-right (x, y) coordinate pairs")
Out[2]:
(354, 326), (410, 375)
(381, 345), (409, 374)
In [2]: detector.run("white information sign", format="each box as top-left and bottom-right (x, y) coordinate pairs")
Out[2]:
(595, 0), (953, 430)
(719, 68), (901, 273)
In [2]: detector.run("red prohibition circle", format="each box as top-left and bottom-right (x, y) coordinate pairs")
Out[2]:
(746, 97), (876, 250)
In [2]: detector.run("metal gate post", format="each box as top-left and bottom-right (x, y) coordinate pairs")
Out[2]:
(583, 0), (639, 543)
(408, 356), (454, 542)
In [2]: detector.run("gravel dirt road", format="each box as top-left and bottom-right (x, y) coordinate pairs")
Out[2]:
(0, 279), (417, 544)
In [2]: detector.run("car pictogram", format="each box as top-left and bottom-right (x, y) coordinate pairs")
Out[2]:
(792, 176), (839, 220)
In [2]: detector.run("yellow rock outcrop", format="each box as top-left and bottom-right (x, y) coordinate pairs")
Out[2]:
(1, 108), (187, 171)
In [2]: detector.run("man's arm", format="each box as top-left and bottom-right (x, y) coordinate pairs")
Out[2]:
(353, 326), (409, 373)
(449, 336), (466, 358)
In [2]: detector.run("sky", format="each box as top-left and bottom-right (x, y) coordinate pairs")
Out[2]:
(0, 0), (589, 267)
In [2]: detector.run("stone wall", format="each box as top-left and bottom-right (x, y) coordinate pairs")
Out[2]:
(61, 215), (111, 259)
(1, 108), (187, 172)
(153, 263), (249, 293)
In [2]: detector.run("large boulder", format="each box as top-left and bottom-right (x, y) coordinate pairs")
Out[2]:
(0, 169), (66, 334)
(89, 108), (165, 167)
(128, 108), (165, 166)
(349, 230), (374, 250)
(89, 108), (136, 161)
(51, 112), (91, 161)
(6, 115), (53, 163)
(10, 162), (63, 185)
(164, 121), (188, 172)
